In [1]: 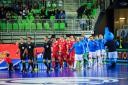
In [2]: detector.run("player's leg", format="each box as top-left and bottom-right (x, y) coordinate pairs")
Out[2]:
(22, 54), (27, 72)
(73, 54), (78, 70)
(51, 53), (56, 69)
(97, 50), (102, 65)
(58, 52), (63, 69)
(79, 54), (84, 70)
(47, 54), (52, 71)
(111, 52), (118, 68)
(43, 54), (48, 71)
(88, 52), (93, 68)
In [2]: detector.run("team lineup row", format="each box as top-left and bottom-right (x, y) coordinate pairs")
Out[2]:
(5, 33), (118, 73)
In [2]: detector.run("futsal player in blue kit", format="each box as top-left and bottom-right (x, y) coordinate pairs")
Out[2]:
(80, 36), (88, 68)
(70, 37), (85, 71)
(88, 35), (97, 68)
(98, 34), (106, 64)
(95, 35), (102, 65)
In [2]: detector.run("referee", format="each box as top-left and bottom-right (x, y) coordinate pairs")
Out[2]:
(43, 36), (52, 72)
(18, 37), (27, 72)
(26, 37), (35, 73)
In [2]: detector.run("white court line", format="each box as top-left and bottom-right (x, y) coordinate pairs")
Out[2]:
(0, 77), (124, 85)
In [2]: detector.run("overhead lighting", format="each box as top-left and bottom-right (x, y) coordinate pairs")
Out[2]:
(115, 21), (119, 23)
(119, 17), (126, 20)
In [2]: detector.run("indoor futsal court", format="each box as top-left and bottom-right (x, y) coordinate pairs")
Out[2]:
(0, 0), (128, 85)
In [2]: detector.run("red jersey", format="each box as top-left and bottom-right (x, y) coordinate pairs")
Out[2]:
(4, 57), (12, 64)
(52, 41), (59, 53)
(66, 41), (72, 51)
(58, 39), (67, 53)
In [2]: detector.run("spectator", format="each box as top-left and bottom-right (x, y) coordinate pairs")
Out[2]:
(55, 8), (60, 20)
(6, 11), (11, 20)
(77, 4), (87, 19)
(0, 6), (6, 19)
(41, 7), (46, 19)
(22, 6), (29, 19)
(59, 10), (66, 21)
(79, 14), (87, 30)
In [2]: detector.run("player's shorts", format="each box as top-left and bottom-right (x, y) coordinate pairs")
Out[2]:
(52, 53), (58, 60)
(43, 52), (51, 60)
(27, 55), (34, 61)
(75, 54), (83, 61)
(88, 52), (96, 59)
(20, 53), (26, 60)
(101, 49), (106, 56)
(96, 50), (101, 57)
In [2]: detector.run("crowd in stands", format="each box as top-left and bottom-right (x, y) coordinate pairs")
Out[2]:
(0, 0), (65, 21)
(77, 0), (98, 19)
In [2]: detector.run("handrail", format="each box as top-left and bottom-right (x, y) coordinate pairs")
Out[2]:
(0, 19), (95, 33)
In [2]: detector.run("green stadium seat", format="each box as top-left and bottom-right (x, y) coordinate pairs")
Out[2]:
(0, 22), (6, 31)
(60, 22), (65, 30)
(29, 15), (34, 22)
(50, 16), (55, 21)
(92, 0), (96, 4)
(87, 3), (92, 8)
(13, 23), (19, 30)
(31, 23), (36, 30)
(92, 9), (97, 16)
(24, 23), (31, 30)
(37, 23), (42, 30)
(7, 23), (13, 30)
(18, 22), (24, 30)
(54, 23), (59, 30)
(44, 22), (50, 30)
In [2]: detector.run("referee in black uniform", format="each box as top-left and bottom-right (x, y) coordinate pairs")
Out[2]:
(26, 37), (35, 72)
(43, 36), (52, 72)
(18, 37), (27, 72)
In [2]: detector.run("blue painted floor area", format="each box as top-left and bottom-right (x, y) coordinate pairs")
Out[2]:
(0, 59), (21, 70)
(0, 63), (128, 85)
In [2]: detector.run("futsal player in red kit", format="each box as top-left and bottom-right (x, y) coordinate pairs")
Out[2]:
(51, 38), (59, 69)
(58, 36), (67, 69)
(67, 36), (75, 68)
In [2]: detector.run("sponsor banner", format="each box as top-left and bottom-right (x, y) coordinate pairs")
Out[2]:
(0, 44), (44, 62)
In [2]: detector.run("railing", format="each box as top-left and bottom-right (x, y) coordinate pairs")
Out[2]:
(0, 19), (95, 34)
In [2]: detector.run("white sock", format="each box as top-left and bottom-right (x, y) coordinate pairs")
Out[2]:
(74, 60), (77, 69)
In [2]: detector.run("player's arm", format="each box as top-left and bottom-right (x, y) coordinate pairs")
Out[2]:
(69, 44), (75, 53)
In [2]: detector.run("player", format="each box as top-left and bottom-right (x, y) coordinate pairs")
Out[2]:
(58, 36), (67, 69)
(43, 36), (52, 72)
(26, 37), (35, 73)
(70, 37), (85, 71)
(17, 37), (27, 72)
(66, 37), (73, 68)
(88, 35), (97, 68)
(80, 36), (88, 68)
(51, 38), (59, 70)
(69, 36), (75, 68)
(95, 35), (102, 65)
(98, 34), (106, 63)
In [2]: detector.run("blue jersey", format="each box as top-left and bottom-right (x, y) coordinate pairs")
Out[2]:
(80, 39), (88, 53)
(95, 39), (100, 50)
(98, 39), (106, 50)
(88, 40), (97, 52)
(70, 41), (84, 54)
